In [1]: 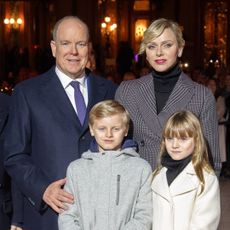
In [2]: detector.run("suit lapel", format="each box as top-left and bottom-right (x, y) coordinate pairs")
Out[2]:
(40, 68), (82, 130)
(82, 74), (112, 129)
(158, 73), (195, 126)
(137, 75), (162, 133)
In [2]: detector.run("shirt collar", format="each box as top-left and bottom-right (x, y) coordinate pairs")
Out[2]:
(55, 66), (86, 89)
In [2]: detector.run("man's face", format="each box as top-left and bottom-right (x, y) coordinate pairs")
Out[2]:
(50, 18), (89, 79)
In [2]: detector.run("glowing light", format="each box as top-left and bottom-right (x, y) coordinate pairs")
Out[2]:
(17, 18), (23, 24)
(9, 18), (15, 24)
(104, 17), (111, 23)
(4, 18), (10, 24)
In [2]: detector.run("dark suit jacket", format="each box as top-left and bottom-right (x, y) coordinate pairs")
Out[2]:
(4, 67), (117, 230)
(0, 93), (11, 230)
(115, 72), (221, 172)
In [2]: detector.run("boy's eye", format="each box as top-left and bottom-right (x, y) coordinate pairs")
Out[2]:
(97, 127), (105, 131)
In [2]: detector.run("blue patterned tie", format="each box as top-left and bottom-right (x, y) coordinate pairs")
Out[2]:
(70, 81), (86, 125)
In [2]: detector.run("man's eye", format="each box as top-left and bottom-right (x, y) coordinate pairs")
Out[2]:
(60, 42), (70, 47)
(77, 42), (88, 48)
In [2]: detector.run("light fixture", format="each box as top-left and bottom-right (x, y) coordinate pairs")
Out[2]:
(3, 17), (23, 28)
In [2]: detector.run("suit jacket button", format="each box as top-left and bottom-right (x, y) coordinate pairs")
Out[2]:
(140, 140), (145, 146)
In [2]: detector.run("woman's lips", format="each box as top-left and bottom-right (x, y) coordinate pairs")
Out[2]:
(155, 59), (166, 64)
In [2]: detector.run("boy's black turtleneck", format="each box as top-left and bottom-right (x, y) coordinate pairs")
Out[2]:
(152, 64), (181, 114)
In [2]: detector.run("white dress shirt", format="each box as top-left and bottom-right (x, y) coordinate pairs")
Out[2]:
(55, 67), (88, 114)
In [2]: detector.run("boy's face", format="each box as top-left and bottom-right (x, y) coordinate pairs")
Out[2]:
(89, 114), (128, 152)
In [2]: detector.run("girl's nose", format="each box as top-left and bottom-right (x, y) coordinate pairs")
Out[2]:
(172, 138), (179, 148)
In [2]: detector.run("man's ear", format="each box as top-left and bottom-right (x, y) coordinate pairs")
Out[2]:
(50, 40), (57, 58)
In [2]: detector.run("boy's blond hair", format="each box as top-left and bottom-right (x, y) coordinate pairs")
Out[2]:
(89, 100), (130, 127)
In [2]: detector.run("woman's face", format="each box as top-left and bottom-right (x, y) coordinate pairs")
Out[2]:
(145, 28), (183, 72)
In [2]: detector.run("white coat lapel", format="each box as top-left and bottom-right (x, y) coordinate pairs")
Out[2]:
(151, 167), (172, 202)
(169, 162), (199, 196)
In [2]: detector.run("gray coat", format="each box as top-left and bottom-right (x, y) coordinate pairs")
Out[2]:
(115, 73), (221, 173)
(58, 147), (152, 230)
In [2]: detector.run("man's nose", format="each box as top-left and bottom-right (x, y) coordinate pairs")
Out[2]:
(71, 44), (79, 54)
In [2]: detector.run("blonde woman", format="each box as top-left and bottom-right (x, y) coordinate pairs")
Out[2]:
(151, 110), (220, 230)
(115, 18), (221, 175)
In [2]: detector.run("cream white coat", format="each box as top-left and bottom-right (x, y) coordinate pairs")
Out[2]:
(151, 162), (220, 230)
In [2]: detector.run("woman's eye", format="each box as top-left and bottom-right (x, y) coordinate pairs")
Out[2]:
(163, 43), (173, 48)
(147, 44), (156, 50)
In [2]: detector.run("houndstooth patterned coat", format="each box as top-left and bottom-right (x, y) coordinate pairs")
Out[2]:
(115, 72), (221, 173)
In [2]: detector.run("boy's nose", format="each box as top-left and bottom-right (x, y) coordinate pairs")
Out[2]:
(105, 129), (112, 137)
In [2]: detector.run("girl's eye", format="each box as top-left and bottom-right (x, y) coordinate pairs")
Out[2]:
(165, 137), (173, 141)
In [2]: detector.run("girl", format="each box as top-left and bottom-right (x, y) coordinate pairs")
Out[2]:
(151, 110), (220, 230)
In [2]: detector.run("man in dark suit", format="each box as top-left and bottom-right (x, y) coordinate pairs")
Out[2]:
(4, 16), (117, 230)
(0, 93), (11, 230)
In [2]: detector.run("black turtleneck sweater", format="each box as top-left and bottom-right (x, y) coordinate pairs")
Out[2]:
(161, 153), (192, 186)
(152, 64), (181, 114)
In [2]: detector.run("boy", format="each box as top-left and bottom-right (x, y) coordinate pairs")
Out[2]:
(58, 100), (152, 230)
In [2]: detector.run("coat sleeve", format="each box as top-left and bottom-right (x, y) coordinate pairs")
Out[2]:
(10, 182), (24, 228)
(3, 87), (51, 211)
(58, 164), (81, 230)
(189, 173), (220, 230)
(122, 163), (153, 230)
(199, 87), (221, 175)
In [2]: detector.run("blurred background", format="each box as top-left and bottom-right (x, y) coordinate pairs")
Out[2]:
(0, 0), (229, 89)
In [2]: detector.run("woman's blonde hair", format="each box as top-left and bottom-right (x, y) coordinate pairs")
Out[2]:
(153, 110), (213, 194)
(89, 100), (130, 127)
(139, 18), (185, 55)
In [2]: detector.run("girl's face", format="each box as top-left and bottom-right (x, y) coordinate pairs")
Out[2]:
(145, 28), (183, 72)
(165, 136), (195, 160)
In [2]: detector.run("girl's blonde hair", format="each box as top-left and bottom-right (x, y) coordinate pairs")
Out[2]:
(153, 110), (214, 194)
(139, 18), (185, 55)
(89, 100), (130, 127)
